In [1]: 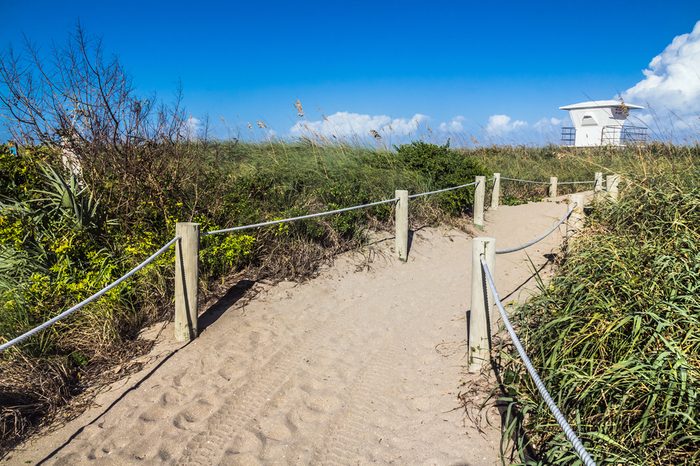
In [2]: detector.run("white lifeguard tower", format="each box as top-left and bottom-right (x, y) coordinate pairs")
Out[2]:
(560, 100), (647, 147)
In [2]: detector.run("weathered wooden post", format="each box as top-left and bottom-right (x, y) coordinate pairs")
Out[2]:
(570, 193), (586, 232)
(175, 222), (200, 342)
(395, 190), (409, 261)
(606, 174), (620, 201)
(549, 176), (558, 198)
(491, 173), (501, 210)
(469, 236), (496, 372)
(594, 172), (603, 193)
(474, 176), (486, 228)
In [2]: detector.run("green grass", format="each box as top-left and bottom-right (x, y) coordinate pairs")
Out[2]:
(464, 143), (700, 204)
(497, 157), (700, 464)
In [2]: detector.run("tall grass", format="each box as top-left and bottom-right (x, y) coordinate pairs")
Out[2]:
(464, 143), (700, 204)
(498, 158), (700, 464)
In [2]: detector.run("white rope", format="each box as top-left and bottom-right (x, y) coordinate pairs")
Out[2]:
(206, 178), (487, 236)
(495, 205), (575, 254)
(408, 180), (479, 199)
(0, 236), (180, 353)
(500, 177), (550, 185)
(501, 177), (594, 186)
(557, 180), (596, 185)
(205, 197), (399, 236)
(480, 258), (597, 466)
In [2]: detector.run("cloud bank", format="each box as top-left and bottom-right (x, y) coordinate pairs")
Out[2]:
(622, 20), (700, 137)
(287, 111), (564, 145)
(290, 112), (428, 139)
(623, 21), (700, 113)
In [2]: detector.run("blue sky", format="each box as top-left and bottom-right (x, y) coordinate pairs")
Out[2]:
(1, 0), (699, 144)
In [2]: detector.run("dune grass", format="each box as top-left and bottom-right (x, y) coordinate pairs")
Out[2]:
(496, 151), (700, 464)
(464, 143), (699, 204)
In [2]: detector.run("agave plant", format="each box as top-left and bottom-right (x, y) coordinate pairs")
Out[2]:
(32, 164), (105, 230)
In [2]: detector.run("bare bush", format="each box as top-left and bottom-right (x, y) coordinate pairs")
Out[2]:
(0, 25), (199, 222)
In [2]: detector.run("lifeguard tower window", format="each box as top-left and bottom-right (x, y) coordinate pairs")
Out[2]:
(581, 115), (597, 126)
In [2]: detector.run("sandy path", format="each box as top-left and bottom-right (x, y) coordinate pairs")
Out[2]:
(6, 200), (570, 466)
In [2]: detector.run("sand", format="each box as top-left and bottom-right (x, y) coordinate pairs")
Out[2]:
(5, 200), (570, 466)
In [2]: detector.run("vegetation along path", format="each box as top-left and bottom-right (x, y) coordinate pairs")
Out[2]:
(7, 200), (570, 465)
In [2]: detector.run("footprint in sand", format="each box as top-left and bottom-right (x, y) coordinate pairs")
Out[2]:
(223, 429), (264, 456)
(173, 409), (198, 430)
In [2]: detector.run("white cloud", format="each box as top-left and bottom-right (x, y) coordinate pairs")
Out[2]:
(623, 21), (700, 115)
(439, 115), (465, 132)
(184, 116), (202, 140)
(290, 112), (428, 139)
(534, 117), (562, 131)
(485, 114), (527, 136)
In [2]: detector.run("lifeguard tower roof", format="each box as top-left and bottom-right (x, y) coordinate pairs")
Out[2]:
(559, 100), (644, 111)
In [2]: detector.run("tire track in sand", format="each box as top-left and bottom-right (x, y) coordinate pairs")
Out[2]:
(176, 300), (369, 466)
(312, 341), (402, 466)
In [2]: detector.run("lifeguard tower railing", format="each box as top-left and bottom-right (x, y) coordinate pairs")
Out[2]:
(561, 127), (576, 146)
(560, 125), (648, 146)
(601, 125), (648, 145)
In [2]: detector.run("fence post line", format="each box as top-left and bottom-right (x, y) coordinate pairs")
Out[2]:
(549, 176), (558, 198)
(594, 172), (603, 193)
(395, 190), (409, 261)
(175, 222), (200, 342)
(469, 236), (496, 373)
(491, 173), (501, 210)
(606, 174), (620, 201)
(473, 176), (486, 228)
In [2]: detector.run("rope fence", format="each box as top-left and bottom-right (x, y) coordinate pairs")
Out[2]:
(205, 197), (400, 236)
(468, 184), (606, 464)
(1, 171), (608, 357)
(0, 236), (180, 353)
(407, 180), (479, 199)
(500, 176), (551, 185)
(480, 257), (597, 466)
(495, 204), (575, 254)
(500, 176), (595, 185)
(558, 180), (596, 185)
(0, 178), (486, 352)
(2, 167), (618, 462)
(499, 173), (602, 199)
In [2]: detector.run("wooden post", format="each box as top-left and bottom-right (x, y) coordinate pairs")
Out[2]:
(549, 176), (558, 198)
(474, 176), (486, 228)
(594, 172), (603, 192)
(490, 173), (500, 210)
(469, 236), (496, 372)
(606, 174), (620, 201)
(175, 222), (200, 342)
(570, 193), (586, 232)
(395, 190), (409, 261)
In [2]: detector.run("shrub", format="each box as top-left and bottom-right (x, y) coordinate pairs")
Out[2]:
(394, 141), (487, 214)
